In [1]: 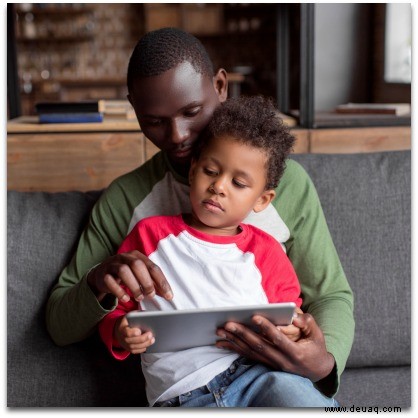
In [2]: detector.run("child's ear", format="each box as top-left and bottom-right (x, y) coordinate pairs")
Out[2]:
(253, 190), (276, 213)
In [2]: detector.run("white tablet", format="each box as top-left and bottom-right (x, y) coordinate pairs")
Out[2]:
(126, 302), (296, 353)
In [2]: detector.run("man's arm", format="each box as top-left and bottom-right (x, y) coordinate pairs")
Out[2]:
(45, 188), (123, 346)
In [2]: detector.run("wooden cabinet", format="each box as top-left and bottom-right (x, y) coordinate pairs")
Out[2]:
(8, 132), (142, 192)
(7, 117), (157, 192)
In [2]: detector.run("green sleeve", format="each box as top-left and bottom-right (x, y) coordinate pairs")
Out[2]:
(274, 159), (355, 396)
(45, 154), (166, 346)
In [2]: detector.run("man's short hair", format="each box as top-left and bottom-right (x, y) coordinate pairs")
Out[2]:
(127, 27), (214, 92)
(194, 95), (295, 190)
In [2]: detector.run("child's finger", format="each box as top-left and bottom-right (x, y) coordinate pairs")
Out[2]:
(277, 324), (294, 333)
(124, 326), (143, 338)
(129, 336), (156, 354)
(125, 331), (154, 345)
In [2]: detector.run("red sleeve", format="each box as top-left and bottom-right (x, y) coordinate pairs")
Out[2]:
(117, 216), (173, 256)
(249, 228), (302, 307)
(262, 246), (302, 307)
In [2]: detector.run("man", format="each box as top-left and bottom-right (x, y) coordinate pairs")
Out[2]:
(46, 28), (354, 406)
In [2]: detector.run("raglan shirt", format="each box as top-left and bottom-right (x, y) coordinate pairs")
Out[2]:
(99, 214), (302, 405)
(46, 151), (355, 398)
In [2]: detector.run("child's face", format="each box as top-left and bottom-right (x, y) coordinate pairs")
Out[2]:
(189, 136), (275, 235)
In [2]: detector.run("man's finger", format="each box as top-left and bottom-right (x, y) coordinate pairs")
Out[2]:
(103, 273), (130, 302)
(217, 326), (254, 353)
(116, 261), (150, 301)
(128, 258), (156, 299)
(216, 327), (272, 366)
(126, 251), (173, 301)
(252, 315), (295, 354)
(221, 321), (290, 370)
(146, 261), (173, 300)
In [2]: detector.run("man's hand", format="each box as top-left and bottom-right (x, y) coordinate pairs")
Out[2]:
(87, 250), (173, 303)
(216, 312), (335, 383)
(114, 316), (155, 354)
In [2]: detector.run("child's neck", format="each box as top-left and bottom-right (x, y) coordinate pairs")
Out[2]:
(183, 214), (241, 236)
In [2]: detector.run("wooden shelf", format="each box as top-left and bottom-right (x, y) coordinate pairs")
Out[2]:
(55, 77), (126, 86)
(289, 110), (411, 129)
(7, 116), (140, 134)
(313, 111), (411, 128)
(16, 35), (94, 43)
(16, 6), (94, 16)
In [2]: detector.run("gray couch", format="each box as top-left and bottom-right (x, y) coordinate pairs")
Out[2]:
(7, 151), (411, 408)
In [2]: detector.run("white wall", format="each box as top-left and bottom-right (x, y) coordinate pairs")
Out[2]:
(384, 3), (412, 83)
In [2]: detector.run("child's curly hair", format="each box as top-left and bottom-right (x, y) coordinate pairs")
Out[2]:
(194, 95), (295, 190)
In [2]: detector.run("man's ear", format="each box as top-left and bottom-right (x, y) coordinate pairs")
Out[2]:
(253, 190), (276, 213)
(213, 68), (228, 103)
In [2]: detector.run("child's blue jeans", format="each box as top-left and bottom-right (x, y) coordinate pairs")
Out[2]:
(154, 357), (339, 407)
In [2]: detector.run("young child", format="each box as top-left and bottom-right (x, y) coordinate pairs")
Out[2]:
(99, 95), (302, 407)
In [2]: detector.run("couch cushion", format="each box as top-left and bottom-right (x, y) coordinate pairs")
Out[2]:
(7, 190), (147, 406)
(336, 366), (411, 408)
(291, 151), (411, 368)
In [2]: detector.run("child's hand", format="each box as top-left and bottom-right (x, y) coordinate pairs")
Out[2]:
(276, 307), (303, 342)
(114, 316), (155, 354)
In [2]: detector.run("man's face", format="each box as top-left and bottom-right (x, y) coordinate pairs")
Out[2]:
(128, 62), (227, 170)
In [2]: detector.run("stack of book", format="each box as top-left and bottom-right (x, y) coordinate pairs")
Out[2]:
(98, 100), (136, 120)
(35, 101), (104, 124)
